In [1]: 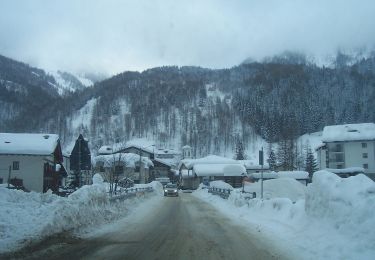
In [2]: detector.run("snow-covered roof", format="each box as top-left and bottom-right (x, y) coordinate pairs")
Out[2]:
(238, 160), (270, 170)
(155, 148), (181, 155)
(182, 145), (191, 149)
(180, 155), (239, 169)
(250, 171), (309, 180)
(98, 139), (156, 155)
(93, 153), (154, 168)
(193, 164), (246, 177)
(322, 123), (375, 142)
(153, 158), (174, 167)
(98, 145), (114, 155)
(0, 133), (59, 155)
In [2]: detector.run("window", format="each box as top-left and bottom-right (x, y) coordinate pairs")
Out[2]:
(0, 178), (3, 184)
(363, 153), (368, 159)
(363, 164), (368, 169)
(335, 144), (343, 152)
(115, 166), (124, 174)
(13, 161), (19, 170)
(362, 143), (367, 148)
(337, 164), (343, 169)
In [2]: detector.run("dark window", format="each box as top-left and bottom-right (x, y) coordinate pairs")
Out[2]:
(0, 178), (3, 184)
(335, 144), (343, 152)
(337, 164), (343, 169)
(362, 143), (367, 148)
(363, 164), (369, 169)
(115, 166), (124, 174)
(13, 161), (19, 170)
(99, 166), (105, 172)
(363, 153), (368, 159)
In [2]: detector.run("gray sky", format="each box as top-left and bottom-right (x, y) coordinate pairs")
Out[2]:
(0, 0), (374, 75)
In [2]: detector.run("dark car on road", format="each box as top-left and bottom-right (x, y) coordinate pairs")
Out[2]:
(164, 183), (178, 197)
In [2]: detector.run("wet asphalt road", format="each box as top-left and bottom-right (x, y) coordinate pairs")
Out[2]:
(5, 193), (286, 260)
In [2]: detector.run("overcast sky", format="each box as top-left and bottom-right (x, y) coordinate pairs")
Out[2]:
(0, 0), (374, 75)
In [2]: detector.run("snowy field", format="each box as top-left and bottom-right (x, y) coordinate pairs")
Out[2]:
(194, 171), (375, 260)
(0, 180), (163, 254)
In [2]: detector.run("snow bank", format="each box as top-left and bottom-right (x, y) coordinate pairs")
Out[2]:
(194, 171), (375, 259)
(243, 178), (306, 202)
(306, 171), (375, 254)
(0, 182), (157, 254)
(209, 180), (233, 190)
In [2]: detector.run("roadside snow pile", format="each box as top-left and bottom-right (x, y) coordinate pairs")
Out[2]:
(194, 171), (375, 259)
(243, 178), (306, 202)
(209, 180), (233, 190)
(0, 182), (156, 254)
(306, 171), (375, 254)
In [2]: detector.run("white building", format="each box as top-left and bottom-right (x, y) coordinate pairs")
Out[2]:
(316, 123), (375, 180)
(178, 155), (246, 189)
(93, 153), (153, 184)
(0, 133), (65, 192)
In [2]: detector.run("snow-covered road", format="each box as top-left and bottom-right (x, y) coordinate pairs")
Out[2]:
(7, 193), (288, 260)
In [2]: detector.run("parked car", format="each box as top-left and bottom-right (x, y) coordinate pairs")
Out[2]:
(164, 183), (178, 197)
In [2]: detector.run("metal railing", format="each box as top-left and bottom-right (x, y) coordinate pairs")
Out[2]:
(208, 187), (232, 199)
(208, 186), (257, 200)
(109, 186), (153, 201)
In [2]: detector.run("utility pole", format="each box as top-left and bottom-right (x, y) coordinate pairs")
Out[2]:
(7, 166), (11, 188)
(259, 147), (264, 199)
(78, 137), (81, 187)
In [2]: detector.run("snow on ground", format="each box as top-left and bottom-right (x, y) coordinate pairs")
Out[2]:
(194, 171), (375, 260)
(242, 178), (306, 202)
(0, 181), (162, 254)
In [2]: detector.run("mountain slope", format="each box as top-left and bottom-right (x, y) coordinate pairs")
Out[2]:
(1, 53), (375, 159)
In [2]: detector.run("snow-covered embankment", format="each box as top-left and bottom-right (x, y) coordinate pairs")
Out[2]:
(0, 181), (162, 254)
(194, 171), (375, 260)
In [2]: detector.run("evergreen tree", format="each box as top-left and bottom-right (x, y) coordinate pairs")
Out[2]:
(267, 149), (277, 170)
(305, 147), (318, 182)
(235, 134), (246, 160)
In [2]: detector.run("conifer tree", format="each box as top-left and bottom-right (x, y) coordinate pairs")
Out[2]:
(235, 134), (246, 160)
(305, 146), (318, 182)
(268, 149), (277, 170)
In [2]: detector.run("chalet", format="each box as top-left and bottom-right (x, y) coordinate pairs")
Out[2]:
(0, 133), (65, 193)
(316, 123), (375, 180)
(178, 155), (246, 189)
(151, 158), (174, 182)
(93, 153), (153, 184)
(98, 139), (181, 183)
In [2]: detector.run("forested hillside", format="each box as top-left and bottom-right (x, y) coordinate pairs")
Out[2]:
(1, 53), (375, 157)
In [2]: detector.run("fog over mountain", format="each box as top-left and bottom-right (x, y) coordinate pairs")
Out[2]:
(0, 0), (374, 75)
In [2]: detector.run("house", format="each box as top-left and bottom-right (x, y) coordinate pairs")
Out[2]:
(0, 133), (65, 193)
(70, 134), (92, 186)
(178, 155), (247, 189)
(98, 139), (181, 183)
(316, 123), (375, 180)
(93, 153), (153, 184)
(151, 158), (174, 182)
